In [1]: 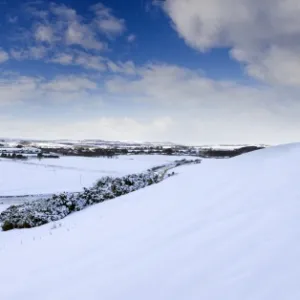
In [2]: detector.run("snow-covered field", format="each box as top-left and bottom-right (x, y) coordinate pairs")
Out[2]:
(0, 205), (9, 213)
(0, 155), (191, 197)
(1, 144), (300, 299)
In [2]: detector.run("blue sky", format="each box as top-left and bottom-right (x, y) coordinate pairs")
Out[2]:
(0, 0), (300, 144)
(1, 0), (242, 78)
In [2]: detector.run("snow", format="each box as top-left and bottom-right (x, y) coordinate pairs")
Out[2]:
(0, 205), (9, 213)
(196, 143), (267, 150)
(1, 144), (300, 299)
(0, 155), (191, 196)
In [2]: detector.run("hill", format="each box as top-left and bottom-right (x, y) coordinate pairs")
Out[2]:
(1, 143), (300, 299)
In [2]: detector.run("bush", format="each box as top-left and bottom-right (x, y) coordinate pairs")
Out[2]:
(2, 220), (14, 231)
(0, 171), (161, 230)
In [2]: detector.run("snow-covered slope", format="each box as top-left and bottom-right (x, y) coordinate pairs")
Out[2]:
(1, 143), (300, 300)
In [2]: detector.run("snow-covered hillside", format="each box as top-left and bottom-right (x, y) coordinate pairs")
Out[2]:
(1, 144), (300, 299)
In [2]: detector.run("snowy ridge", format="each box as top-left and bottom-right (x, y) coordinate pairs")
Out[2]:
(1, 144), (300, 299)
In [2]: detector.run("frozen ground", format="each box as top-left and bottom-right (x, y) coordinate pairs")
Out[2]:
(1, 143), (300, 299)
(0, 155), (191, 197)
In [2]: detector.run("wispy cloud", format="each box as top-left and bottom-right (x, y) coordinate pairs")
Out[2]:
(91, 3), (126, 37)
(5, 2), (131, 71)
(49, 50), (106, 71)
(127, 34), (136, 43)
(0, 49), (9, 63)
(10, 46), (47, 60)
(19, 1), (127, 53)
(34, 25), (54, 43)
(50, 50), (136, 74)
(8, 16), (18, 23)
(41, 75), (98, 93)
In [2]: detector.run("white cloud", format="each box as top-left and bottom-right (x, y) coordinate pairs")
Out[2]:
(29, 46), (47, 59)
(10, 46), (47, 60)
(242, 47), (300, 86)
(7, 2), (131, 73)
(50, 53), (74, 65)
(50, 51), (107, 71)
(41, 76), (97, 93)
(24, 2), (49, 19)
(29, 3), (107, 50)
(105, 63), (300, 144)
(49, 50), (135, 74)
(0, 116), (174, 141)
(107, 60), (137, 75)
(0, 76), (39, 104)
(35, 25), (54, 43)
(164, 0), (300, 86)
(49, 3), (77, 21)
(26, 2), (126, 51)
(96, 18), (125, 36)
(0, 49), (9, 63)
(74, 52), (107, 71)
(2, 64), (300, 144)
(0, 74), (99, 106)
(91, 3), (126, 36)
(127, 34), (136, 43)
(65, 21), (105, 50)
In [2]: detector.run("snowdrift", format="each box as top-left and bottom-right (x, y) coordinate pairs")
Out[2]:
(1, 144), (300, 300)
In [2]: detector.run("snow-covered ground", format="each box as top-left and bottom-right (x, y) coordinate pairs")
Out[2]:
(0, 205), (9, 213)
(0, 155), (191, 197)
(1, 144), (300, 299)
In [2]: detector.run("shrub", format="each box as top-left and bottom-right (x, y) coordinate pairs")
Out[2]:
(0, 171), (161, 230)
